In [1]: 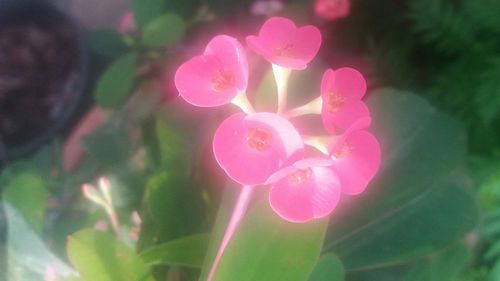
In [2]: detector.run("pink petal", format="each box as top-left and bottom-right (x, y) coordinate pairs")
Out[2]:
(320, 68), (366, 102)
(204, 35), (249, 92)
(315, 0), (351, 21)
(322, 100), (371, 133)
(269, 166), (340, 223)
(330, 130), (381, 195)
(266, 157), (333, 185)
(175, 35), (248, 107)
(213, 112), (304, 185)
(246, 17), (321, 70)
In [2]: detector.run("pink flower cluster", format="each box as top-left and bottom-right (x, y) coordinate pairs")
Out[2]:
(175, 17), (380, 223)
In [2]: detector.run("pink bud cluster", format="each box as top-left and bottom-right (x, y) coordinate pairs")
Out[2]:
(175, 17), (380, 223)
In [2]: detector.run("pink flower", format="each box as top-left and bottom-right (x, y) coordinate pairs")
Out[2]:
(321, 67), (370, 133)
(315, 0), (350, 21)
(213, 112), (304, 185)
(328, 127), (381, 195)
(266, 157), (341, 223)
(118, 10), (136, 34)
(175, 35), (249, 107)
(246, 17), (321, 70)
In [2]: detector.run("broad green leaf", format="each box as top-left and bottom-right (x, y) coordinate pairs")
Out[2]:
(131, 0), (166, 31)
(199, 190), (328, 281)
(485, 240), (500, 261)
(308, 253), (345, 281)
(324, 89), (479, 270)
(347, 264), (412, 281)
(4, 204), (77, 280)
(94, 53), (137, 108)
(67, 229), (154, 281)
(491, 259), (500, 281)
(404, 244), (470, 281)
(143, 13), (186, 47)
(3, 171), (48, 234)
(145, 171), (203, 242)
(89, 29), (128, 56)
(140, 233), (210, 267)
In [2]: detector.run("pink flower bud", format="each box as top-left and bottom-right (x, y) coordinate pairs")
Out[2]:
(315, 0), (350, 21)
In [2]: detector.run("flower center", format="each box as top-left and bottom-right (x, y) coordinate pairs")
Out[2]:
(212, 70), (235, 92)
(332, 142), (351, 159)
(289, 168), (312, 185)
(247, 127), (272, 151)
(327, 91), (345, 112)
(275, 43), (295, 58)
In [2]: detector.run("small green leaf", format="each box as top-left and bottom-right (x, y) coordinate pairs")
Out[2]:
(140, 233), (210, 267)
(89, 29), (128, 56)
(131, 0), (166, 30)
(143, 13), (186, 47)
(67, 229), (154, 281)
(3, 171), (48, 234)
(309, 253), (345, 281)
(199, 191), (328, 281)
(94, 53), (137, 108)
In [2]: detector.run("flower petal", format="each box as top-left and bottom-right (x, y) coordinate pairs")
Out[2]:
(204, 35), (248, 92)
(213, 112), (304, 185)
(330, 130), (381, 195)
(175, 35), (248, 107)
(322, 99), (371, 133)
(320, 67), (366, 101)
(246, 17), (321, 70)
(269, 166), (340, 223)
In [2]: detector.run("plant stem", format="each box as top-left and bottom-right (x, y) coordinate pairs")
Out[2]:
(285, 96), (323, 118)
(272, 64), (292, 114)
(231, 92), (255, 114)
(207, 185), (254, 281)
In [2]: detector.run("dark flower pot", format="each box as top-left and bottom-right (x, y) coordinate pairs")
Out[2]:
(0, 0), (90, 163)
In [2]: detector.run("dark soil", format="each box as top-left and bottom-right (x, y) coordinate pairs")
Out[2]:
(0, 17), (80, 149)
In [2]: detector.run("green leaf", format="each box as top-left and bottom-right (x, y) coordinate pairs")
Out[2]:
(89, 29), (128, 56)
(131, 0), (166, 31)
(404, 244), (470, 281)
(140, 233), (210, 267)
(94, 53), (137, 108)
(323, 89), (479, 270)
(199, 190), (328, 281)
(143, 13), (186, 47)
(67, 229), (154, 281)
(145, 171), (203, 242)
(3, 171), (48, 234)
(4, 204), (77, 279)
(308, 253), (345, 281)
